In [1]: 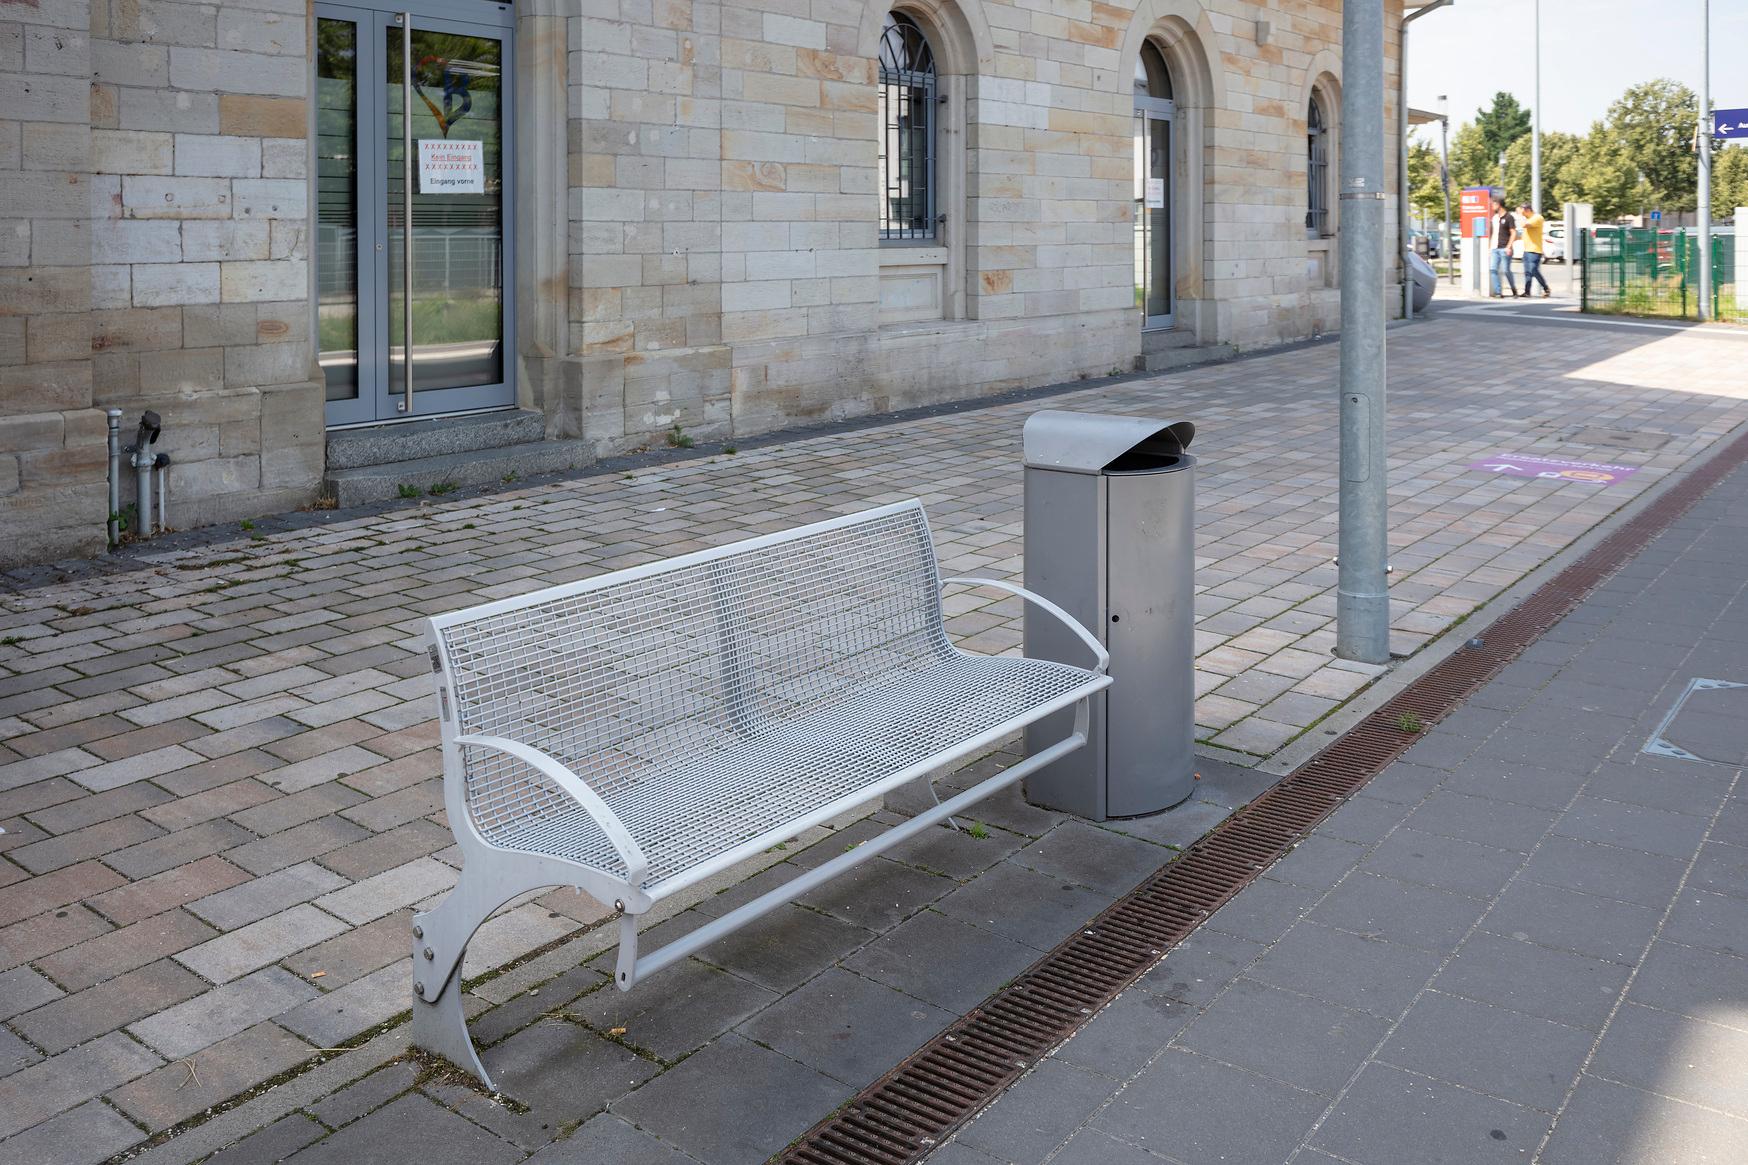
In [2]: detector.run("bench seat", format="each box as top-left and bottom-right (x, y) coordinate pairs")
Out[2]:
(478, 652), (1096, 892)
(411, 500), (1111, 1087)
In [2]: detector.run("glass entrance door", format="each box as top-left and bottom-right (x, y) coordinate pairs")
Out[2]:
(1134, 106), (1173, 330)
(318, 2), (513, 427)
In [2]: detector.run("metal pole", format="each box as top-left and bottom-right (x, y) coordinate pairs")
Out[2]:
(1398, 14), (1411, 320)
(400, 13), (415, 412)
(1697, 0), (1711, 321)
(1337, 0), (1390, 665)
(105, 409), (123, 547)
(1531, 0), (1541, 214)
(1440, 100), (1453, 283)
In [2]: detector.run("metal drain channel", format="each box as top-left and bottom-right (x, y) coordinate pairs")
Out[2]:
(777, 426), (1748, 1165)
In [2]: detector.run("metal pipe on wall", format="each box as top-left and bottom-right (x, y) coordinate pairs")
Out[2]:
(105, 409), (123, 547)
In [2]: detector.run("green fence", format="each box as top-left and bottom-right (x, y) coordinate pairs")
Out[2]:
(1579, 227), (1740, 322)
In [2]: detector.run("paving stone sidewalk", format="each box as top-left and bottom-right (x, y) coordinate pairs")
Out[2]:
(936, 403), (1748, 1164)
(0, 309), (1745, 1164)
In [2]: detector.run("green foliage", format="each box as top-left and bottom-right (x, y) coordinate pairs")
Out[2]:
(1502, 130), (1581, 211)
(1395, 711), (1424, 734)
(1446, 120), (1497, 191)
(1609, 80), (1698, 212)
(1711, 145), (1748, 217)
(397, 484), (423, 499)
(666, 424), (694, 449)
(429, 481), (458, 495)
(966, 821), (990, 840)
(1557, 121), (1642, 219)
(1407, 140), (1447, 221)
(239, 519), (256, 532)
(1475, 91), (1533, 162)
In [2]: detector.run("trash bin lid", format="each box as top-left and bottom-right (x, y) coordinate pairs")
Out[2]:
(1022, 410), (1195, 475)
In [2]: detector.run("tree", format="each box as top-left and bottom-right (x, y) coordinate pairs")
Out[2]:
(1714, 144), (1748, 217)
(1503, 130), (1580, 212)
(1607, 79), (1698, 212)
(1556, 121), (1639, 220)
(1407, 140), (1447, 222)
(1447, 121), (1497, 191)
(1475, 91), (1533, 163)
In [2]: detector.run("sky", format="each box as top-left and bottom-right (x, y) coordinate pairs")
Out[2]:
(1406, 0), (1748, 145)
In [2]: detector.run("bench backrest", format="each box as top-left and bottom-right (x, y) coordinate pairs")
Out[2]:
(430, 501), (949, 830)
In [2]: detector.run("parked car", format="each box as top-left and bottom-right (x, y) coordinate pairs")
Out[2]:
(1409, 229), (1441, 259)
(1544, 223), (1566, 262)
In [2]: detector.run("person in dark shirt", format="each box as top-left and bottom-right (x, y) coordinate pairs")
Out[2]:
(1490, 194), (1518, 298)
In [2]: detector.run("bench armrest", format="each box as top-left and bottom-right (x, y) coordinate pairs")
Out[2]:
(453, 733), (649, 889)
(941, 577), (1110, 675)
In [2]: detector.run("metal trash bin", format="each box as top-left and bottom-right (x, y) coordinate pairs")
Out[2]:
(1021, 410), (1196, 819)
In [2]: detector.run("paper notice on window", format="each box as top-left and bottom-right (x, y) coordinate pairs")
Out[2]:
(1144, 178), (1165, 209)
(418, 139), (484, 194)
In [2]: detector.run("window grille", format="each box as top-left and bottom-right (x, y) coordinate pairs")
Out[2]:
(1307, 95), (1330, 238)
(878, 13), (937, 242)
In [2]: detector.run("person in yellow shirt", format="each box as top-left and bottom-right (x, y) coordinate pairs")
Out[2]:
(1517, 204), (1550, 298)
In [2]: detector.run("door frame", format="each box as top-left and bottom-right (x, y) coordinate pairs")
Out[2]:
(1134, 94), (1174, 332)
(317, 0), (516, 428)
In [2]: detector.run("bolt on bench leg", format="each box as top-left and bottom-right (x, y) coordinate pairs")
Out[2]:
(411, 960), (493, 1090)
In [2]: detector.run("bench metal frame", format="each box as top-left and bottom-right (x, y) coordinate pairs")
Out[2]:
(410, 502), (1110, 1088)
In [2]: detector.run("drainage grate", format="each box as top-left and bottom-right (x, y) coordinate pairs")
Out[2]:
(777, 426), (1748, 1165)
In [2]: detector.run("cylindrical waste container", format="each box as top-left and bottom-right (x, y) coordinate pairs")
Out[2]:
(1021, 410), (1196, 819)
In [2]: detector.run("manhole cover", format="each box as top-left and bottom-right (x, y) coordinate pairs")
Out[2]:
(1562, 426), (1671, 452)
(1644, 679), (1748, 765)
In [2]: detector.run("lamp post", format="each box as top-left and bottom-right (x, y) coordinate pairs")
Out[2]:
(1439, 95), (1453, 282)
(1531, 0), (1541, 214)
(1336, 0), (1389, 664)
(1698, 0), (1712, 321)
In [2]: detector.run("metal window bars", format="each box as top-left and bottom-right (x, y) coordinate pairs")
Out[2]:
(1307, 95), (1330, 238)
(878, 13), (937, 242)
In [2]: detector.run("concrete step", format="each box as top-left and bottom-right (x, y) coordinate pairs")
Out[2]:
(324, 439), (595, 507)
(1141, 341), (1238, 374)
(325, 408), (546, 470)
(1142, 328), (1200, 354)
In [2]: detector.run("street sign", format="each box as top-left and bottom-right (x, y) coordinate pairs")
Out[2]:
(1650, 210), (1662, 223)
(1715, 108), (1748, 140)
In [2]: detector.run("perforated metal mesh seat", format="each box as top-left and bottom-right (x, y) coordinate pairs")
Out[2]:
(433, 503), (1101, 897)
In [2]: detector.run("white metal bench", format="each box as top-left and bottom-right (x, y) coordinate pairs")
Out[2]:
(411, 500), (1110, 1086)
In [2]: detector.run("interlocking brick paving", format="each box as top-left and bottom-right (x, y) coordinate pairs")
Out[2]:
(0, 310), (1745, 1162)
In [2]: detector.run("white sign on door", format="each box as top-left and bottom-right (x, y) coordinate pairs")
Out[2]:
(418, 139), (484, 194)
(1144, 178), (1165, 209)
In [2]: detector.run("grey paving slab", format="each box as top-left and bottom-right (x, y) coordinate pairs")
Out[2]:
(1202, 875), (1322, 946)
(523, 1114), (695, 1165)
(1377, 990), (1595, 1112)
(1400, 788), (1559, 852)
(1174, 977), (1390, 1096)
(1519, 835), (1691, 909)
(1091, 1049), (1327, 1163)
(1133, 928), (1265, 1007)
(1539, 1075), (1748, 1165)
(1309, 870), (1489, 954)
(1480, 879), (1664, 964)
(284, 1093), (521, 1165)
(933, 859), (1113, 951)
(1050, 988), (1194, 1080)
(1433, 932), (1632, 1032)
(1008, 820), (1167, 897)
(1589, 1003), (1748, 1118)
(1661, 888), (1748, 957)
(1310, 1063), (1550, 1164)
(956, 1060), (1120, 1165)
(199, 1113), (329, 1165)
(610, 1035), (850, 1165)
(479, 1021), (661, 1124)
(1622, 939), (1748, 1020)
(570, 960), (778, 1063)
(1246, 922), (1443, 1020)
(1687, 839), (1748, 900)
(736, 968), (954, 1090)
(842, 909), (1040, 1014)
(0, 1099), (146, 1165)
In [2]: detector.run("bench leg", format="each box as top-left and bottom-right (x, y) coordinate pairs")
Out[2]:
(409, 873), (510, 1090)
(411, 961), (493, 1090)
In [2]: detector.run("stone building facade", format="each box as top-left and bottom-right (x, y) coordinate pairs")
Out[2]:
(0, 0), (1404, 566)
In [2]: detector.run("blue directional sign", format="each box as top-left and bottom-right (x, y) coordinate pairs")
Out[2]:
(1651, 210), (1662, 223)
(1717, 109), (1748, 140)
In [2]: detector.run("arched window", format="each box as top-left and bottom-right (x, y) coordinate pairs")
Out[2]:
(1307, 94), (1330, 238)
(1135, 39), (1172, 100)
(878, 13), (936, 241)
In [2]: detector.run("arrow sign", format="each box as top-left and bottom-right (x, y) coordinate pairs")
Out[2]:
(1716, 108), (1748, 140)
